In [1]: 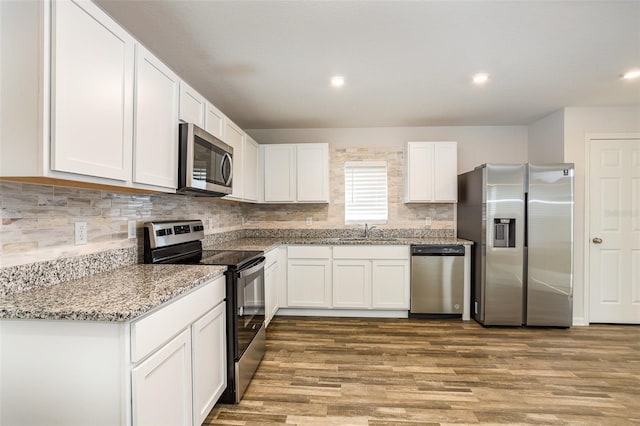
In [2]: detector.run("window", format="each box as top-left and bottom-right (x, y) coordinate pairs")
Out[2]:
(344, 161), (388, 223)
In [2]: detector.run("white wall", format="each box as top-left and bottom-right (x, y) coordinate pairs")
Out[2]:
(528, 109), (565, 163)
(563, 106), (640, 325)
(248, 125), (528, 173)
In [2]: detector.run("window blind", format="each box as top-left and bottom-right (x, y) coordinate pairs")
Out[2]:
(344, 161), (388, 222)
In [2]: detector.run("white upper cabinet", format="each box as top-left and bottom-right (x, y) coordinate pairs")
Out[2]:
(261, 143), (329, 203)
(296, 143), (330, 202)
(405, 141), (458, 203)
(262, 144), (297, 202)
(51, 0), (134, 181)
(179, 81), (206, 127)
(224, 120), (245, 201)
(204, 102), (226, 141)
(133, 44), (179, 190)
(243, 135), (259, 202)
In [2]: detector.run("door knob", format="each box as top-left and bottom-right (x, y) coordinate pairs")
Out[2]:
(592, 237), (603, 244)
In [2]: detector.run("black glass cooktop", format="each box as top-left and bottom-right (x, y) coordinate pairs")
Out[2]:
(199, 250), (263, 267)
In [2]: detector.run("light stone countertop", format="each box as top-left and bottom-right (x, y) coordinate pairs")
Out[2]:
(210, 236), (473, 252)
(0, 264), (226, 322)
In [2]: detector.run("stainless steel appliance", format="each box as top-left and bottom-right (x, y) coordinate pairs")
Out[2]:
(457, 163), (574, 327)
(178, 123), (233, 197)
(143, 220), (265, 403)
(410, 245), (465, 316)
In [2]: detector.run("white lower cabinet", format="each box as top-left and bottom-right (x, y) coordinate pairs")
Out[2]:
(332, 260), (371, 308)
(0, 275), (226, 426)
(264, 247), (281, 326)
(332, 247), (410, 310)
(371, 260), (410, 309)
(192, 302), (227, 426)
(284, 245), (410, 314)
(287, 246), (332, 308)
(132, 329), (193, 426)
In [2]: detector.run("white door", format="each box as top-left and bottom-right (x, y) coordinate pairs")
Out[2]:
(589, 137), (640, 323)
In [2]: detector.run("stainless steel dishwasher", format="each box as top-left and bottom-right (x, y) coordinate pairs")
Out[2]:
(410, 245), (465, 316)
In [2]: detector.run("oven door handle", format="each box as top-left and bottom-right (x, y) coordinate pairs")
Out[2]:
(238, 257), (266, 278)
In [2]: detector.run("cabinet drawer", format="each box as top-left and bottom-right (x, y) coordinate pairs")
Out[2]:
(265, 246), (280, 268)
(130, 275), (225, 363)
(333, 245), (409, 260)
(288, 245), (331, 259)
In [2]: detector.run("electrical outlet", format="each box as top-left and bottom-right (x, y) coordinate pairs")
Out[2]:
(241, 216), (246, 226)
(75, 222), (87, 245)
(128, 220), (136, 239)
(425, 217), (432, 226)
(306, 217), (312, 226)
(208, 218), (214, 229)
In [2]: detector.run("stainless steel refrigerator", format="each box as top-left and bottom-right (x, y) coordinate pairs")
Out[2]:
(457, 164), (574, 327)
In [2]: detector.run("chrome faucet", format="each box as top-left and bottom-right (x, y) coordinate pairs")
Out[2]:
(364, 223), (377, 238)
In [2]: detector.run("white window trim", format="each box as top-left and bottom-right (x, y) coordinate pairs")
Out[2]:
(344, 161), (388, 224)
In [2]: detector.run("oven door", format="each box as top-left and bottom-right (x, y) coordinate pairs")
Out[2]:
(235, 257), (265, 360)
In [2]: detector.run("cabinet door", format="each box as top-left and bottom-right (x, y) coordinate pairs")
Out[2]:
(179, 81), (205, 127)
(224, 120), (245, 200)
(133, 44), (179, 189)
(296, 143), (329, 202)
(371, 260), (410, 309)
(277, 247), (289, 308)
(132, 328), (192, 426)
(434, 142), (458, 202)
(204, 102), (225, 141)
(264, 262), (276, 326)
(263, 145), (296, 202)
(406, 142), (434, 202)
(244, 136), (259, 202)
(333, 260), (371, 308)
(51, 0), (134, 181)
(192, 303), (226, 426)
(287, 259), (331, 307)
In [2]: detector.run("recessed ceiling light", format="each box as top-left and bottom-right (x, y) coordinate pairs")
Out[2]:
(622, 69), (640, 80)
(472, 73), (489, 85)
(330, 76), (345, 87)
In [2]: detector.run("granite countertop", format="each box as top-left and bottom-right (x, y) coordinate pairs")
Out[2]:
(211, 236), (473, 252)
(0, 264), (226, 322)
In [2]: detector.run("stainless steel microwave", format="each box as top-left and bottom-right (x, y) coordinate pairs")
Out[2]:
(178, 123), (233, 197)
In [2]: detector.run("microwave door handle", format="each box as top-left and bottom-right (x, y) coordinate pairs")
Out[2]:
(221, 153), (233, 186)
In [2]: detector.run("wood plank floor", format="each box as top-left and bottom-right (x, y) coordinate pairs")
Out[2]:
(205, 317), (640, 425)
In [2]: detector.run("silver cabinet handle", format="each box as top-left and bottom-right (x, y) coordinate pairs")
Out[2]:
(592, 237), (603, 244)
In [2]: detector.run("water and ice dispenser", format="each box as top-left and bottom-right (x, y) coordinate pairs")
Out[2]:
(493, 218), (516, 247)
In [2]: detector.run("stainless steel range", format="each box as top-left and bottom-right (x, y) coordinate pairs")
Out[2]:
(143, 220), (266, 404)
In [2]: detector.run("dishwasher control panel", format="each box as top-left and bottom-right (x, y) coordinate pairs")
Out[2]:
(411, 245), (465, 256)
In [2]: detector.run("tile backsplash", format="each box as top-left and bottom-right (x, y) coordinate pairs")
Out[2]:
(0, 181), (244, 268)
(1, 144), (454, 268)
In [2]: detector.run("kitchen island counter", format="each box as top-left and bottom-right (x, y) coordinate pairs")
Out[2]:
(0, 264), (226, 322)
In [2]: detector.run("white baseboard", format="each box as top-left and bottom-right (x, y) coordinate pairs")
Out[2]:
(572, 316), (588, 326)
(276, 308), (409, 318)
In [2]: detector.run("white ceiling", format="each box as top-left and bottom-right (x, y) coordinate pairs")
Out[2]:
(95, 0), (640, 130)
